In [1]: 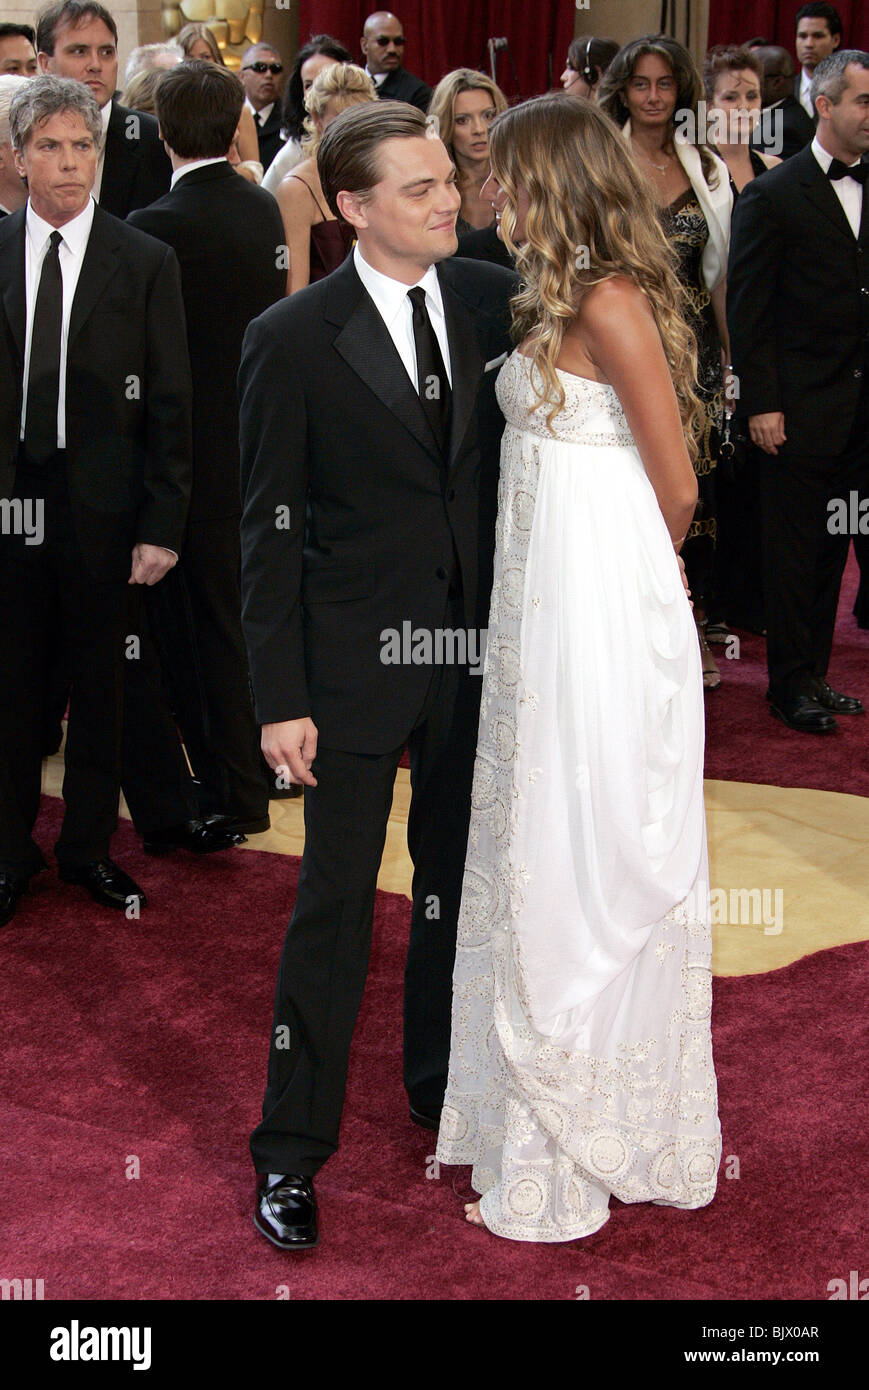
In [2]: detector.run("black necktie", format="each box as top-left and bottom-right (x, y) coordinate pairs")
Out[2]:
(24, 229), (63, 466)
(828, 158), (869, 184)
(408, 285), (451, 453)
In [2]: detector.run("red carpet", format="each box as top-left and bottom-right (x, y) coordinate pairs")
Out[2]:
(703, 551), (869, 795)
(0, 801), (865, 1300)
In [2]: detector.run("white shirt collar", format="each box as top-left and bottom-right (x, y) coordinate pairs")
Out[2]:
(170, 156), (228, 189)
(247, 99), (274, 124)
(366, 68), (388, 87)
(811, 136), (862, 172)
(26, 194), (95, 255)
(353, 242), (443, 327)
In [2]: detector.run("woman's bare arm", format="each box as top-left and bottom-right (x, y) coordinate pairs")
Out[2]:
(577, 277), (698, 547)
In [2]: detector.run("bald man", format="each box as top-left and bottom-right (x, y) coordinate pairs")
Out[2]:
(752, 45), (815, 160)
(360, 11), (430, 111)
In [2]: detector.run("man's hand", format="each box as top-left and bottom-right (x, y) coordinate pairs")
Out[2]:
(262, 717), (319, 788)
(749, 412), (786, 456)
(129, 543), (177, 586)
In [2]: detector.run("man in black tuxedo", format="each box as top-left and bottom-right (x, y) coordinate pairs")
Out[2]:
(361, 11), (431, 112)
(728, 50), (869, 734)
(794, 3), (843, 117)
(0, 76), (191, 927)
(240, 101), (516, 1248)
(36, 1), (171, 217)
(240, 42), (285, 171)
(753, 46), (816, 160)
(127, 60), (287, 838)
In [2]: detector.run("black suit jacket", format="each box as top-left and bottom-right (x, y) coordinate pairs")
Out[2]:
(128, 161), (286, 523)
(753, 95), (815, 161)
(727, 145), (869, 455)
(238, 253), (517, 748)
(375, 67), (432, 112)
(252, 103), (285, 171)
(0, 202), (192, 579)
(99, 101), (172, 219)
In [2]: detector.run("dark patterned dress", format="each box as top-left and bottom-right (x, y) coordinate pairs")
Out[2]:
(660, 191), (724, 604)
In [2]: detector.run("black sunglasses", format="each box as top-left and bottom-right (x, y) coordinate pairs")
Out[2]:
(372, 36), (406, 47)
(243, 61), (283, 74)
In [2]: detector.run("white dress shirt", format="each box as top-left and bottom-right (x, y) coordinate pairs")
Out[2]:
(246, 99), (275, 127)
(365, 68), (388, 88)
(170, 156), (228, 190)
(812, 136), (864, 239)
(799, 68), (814, 117)
(352, 243), (452, 390)
(20, 196), (96, 448)
(91, 98), (113, 203)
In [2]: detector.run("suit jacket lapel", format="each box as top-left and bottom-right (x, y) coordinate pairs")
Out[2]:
(68, 205), (120, 346)
(100, 101), (136, 217)
(799, 147), (859, 242)
(0, 210), (26, 360)
(439, 271), (485, 468)
(328, 260), (442, 464)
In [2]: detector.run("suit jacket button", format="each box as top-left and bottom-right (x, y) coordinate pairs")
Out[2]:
(447, 489), (456, 502)
(435, 566), (447, 580)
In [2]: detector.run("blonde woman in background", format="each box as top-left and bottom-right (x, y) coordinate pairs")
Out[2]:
(177, 22), (261, 176)
(275, 62), (376, 292)
(428, 68), (507, 234)
(435, 94), (721, 1242)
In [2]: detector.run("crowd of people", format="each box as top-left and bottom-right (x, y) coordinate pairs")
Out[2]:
(0, 2), (866, 1247)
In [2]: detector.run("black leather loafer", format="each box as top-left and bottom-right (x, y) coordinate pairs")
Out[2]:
(812, 680), (864, 715)
(59, 859), (148, 911)
(0, 872), (29, 927)
(409, 1104), (442, 1131)
(254, 1174), (319, 1250)
(204, 812), (270, 836)
(143, 819), (246, 855)
(767, 693), (837, 733)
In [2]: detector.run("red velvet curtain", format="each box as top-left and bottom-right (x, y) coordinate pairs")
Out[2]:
(296, 1), (578, 102)
(707, 0), (869, 54)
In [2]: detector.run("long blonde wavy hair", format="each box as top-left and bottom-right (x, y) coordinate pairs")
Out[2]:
(489, 93), (702, 455)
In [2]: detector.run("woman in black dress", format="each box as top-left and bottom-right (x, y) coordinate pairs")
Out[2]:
(702, 45), (781, 642)
(600, 36), (733, 689)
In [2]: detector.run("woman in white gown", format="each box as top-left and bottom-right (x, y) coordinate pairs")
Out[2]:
(435, 94), (722, 1242)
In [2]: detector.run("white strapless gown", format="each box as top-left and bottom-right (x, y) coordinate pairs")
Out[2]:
(435, 350), (721, 1242)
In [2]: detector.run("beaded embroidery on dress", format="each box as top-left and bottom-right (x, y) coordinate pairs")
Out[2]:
(435, 350), (721, 1241)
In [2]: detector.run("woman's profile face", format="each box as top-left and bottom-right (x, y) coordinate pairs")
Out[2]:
(709, 67), (762, 144)
(451, 88), (498, 164)
(482, 167), (530, 244)
(561, 62), (592, 100)
(624, 53), (679, 130)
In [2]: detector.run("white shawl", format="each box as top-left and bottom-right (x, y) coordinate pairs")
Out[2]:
(621, 118), (733, 291)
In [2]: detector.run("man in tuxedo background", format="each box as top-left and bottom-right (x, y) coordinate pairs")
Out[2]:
(794, 3), (843, 117)
(728, 49), (869, 734)
(0, 23), (38, 77)
(36, 0), (171, 218)
(239, 101), (516, 1249)
(753, 45), (815, 160)
(361, 11), (431, 112)
(240, 41), (285, 171)
(0, 77), (29, 217)
(0, 76), (191, 927)
(127, 59), (287, 840)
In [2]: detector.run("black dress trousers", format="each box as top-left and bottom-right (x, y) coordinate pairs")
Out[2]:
(249, 592), (480, 1176)
(760, 371), (869, 699)
(0, 460), (128, 873)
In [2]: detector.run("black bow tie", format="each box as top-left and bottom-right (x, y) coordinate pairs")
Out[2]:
(828, 158), (868, 184)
